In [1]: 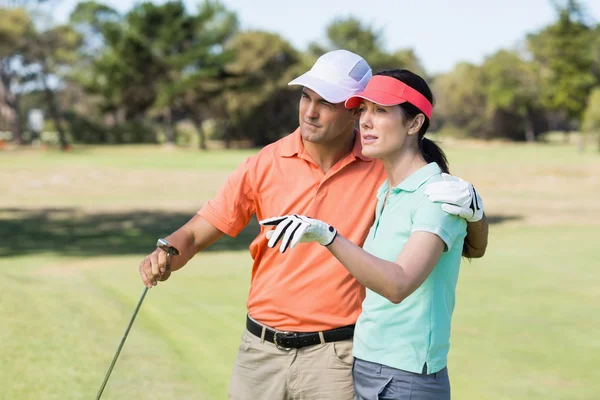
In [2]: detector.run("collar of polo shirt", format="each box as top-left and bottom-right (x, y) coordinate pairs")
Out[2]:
(377, 163), (442, 200)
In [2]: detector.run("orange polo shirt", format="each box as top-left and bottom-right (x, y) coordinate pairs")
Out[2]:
(198, 128), (386, 331)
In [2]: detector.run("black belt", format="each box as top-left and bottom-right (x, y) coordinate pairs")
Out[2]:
(246, 315), (354, 350)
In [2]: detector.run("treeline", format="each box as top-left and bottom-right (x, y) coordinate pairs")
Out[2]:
(1, 0), (599, 150)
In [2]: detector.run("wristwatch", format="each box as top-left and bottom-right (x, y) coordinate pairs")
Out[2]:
(156, 238), (180, 256)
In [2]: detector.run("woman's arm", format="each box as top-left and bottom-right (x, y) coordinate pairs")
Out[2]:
(327, 232), (444, 304)
(260, 212), (459, 304)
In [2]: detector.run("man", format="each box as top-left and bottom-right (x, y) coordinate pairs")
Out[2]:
(139, 50), (488, 400)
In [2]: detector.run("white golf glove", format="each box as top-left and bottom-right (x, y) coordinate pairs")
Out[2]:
(259, 214), (337, 253)
(424, 173), (484, 223)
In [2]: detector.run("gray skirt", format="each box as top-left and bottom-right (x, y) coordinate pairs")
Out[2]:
(353, 358), (450, 400)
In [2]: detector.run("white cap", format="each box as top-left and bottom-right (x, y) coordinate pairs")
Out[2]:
(288, 49), (372, 104)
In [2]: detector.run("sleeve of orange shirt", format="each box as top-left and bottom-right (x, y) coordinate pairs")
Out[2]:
(197, 156), (256, 237)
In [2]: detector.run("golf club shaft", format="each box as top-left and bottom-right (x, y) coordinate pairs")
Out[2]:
(94, 286), (149, 400)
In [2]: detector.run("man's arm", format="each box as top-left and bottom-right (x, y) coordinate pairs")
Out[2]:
(139, 155), (258, 288)
(464, 214), (488, 258)
(139, 214), (224, 288)
(424, 173), (489, 258)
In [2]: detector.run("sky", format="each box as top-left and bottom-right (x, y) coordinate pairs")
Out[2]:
(51, 0), (600, 74)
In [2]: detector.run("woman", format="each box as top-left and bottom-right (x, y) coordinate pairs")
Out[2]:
(260, 69), (466, 399)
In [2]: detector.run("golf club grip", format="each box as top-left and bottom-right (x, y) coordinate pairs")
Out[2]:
(94, 286), (149, 400)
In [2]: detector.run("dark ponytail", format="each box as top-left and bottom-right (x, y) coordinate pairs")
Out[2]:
(376, 69), (449, 173)
(421, 138), (449, 174)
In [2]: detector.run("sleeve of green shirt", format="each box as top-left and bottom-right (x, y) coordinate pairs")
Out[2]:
(411, 193), (467, 252)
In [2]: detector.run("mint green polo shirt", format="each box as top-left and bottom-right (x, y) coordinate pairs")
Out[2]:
(353, 162), (467, 374)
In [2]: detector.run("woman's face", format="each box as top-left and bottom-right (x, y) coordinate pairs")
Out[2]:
(358, 100), (413, 159)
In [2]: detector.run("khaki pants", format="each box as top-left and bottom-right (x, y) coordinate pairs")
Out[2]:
(228, 329), (355, 400)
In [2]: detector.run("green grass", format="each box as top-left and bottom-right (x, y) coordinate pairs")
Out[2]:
(451, 224), (600, 399)
(0, 145), (256, 170)
(1, 141), (599, 399)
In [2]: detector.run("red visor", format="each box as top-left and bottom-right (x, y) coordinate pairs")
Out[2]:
(345, 75), (433, 119)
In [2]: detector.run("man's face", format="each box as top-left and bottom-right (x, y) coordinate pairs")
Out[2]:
(298, 88), (357, 144)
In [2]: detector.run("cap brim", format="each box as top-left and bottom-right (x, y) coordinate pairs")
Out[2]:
(345, 90), (407, 109)
(288, 72), (354, 104)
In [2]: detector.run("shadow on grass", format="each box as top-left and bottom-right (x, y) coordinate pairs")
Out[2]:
(485, 215), (523, 225)
(1, 208), (261, 258)
(1, 208), (521, 258)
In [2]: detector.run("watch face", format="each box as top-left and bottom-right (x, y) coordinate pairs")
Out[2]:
(156, 238), (169, 247)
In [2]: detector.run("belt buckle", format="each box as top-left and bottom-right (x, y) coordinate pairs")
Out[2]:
(273, 331), (294, 351)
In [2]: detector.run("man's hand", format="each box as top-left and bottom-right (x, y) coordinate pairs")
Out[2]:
(139, 248), (172, 288)
(259, 215), (337, 253)
(425, 173), (484, 223)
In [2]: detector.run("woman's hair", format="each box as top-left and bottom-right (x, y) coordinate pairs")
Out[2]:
(376, 70), (478, 258)
(375, 69), (449, 174)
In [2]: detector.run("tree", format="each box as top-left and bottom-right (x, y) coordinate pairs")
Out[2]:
(325, 18), (381, 60)
(218, 31), (302, 147)
(22, 23), (82, 150)
(70, 1), (166, 139)
(433, 63), (489, 138)
(527, 0), (595, 130)
(70, 0), (239, 147)
(311, 18), (425, 76)
(151, 0), (239, 148)
(481, 50), (542, 141)
(582, 87), (600, 151)
(70, 1), (161, 145)
(590, 24), (600, 84)
(1, 1), (68, 146)
(0, 7), (35, 144)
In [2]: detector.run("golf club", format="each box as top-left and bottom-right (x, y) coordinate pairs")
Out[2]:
(93, 239), (179, 400)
